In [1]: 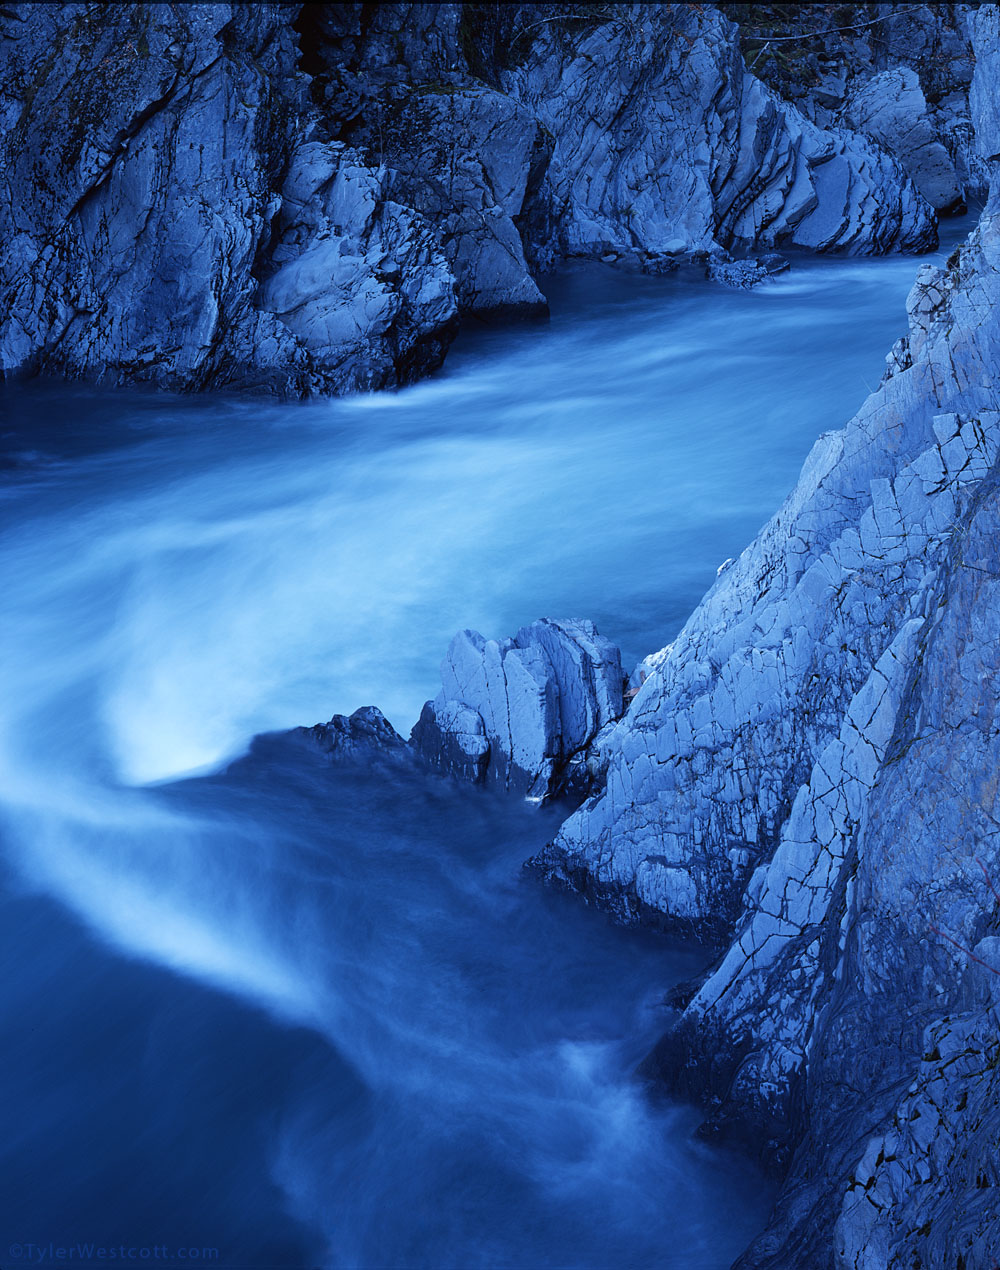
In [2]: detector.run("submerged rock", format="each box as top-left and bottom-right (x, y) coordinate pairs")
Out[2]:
(298, 706), (410, 763)
(411, 618), (623, 800)
(706, 255), (789, 289)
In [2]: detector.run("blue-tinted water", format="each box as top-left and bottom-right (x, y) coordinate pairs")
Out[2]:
(0, 229), (970, 1268)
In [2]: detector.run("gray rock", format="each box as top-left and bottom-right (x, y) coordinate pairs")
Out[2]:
(0, 2), (459, 395)
(300, 705), (409, 762)
(295, 3), (551, 318)
(844, 66), (965, 212)
(971, 4), (1000, 169)
(0, 3), (302, 392)
(0, 2), (955, 397)
(411, 618), (623, 800)
(707, 255), (788, 289)
(411, 698), (490, 784)
(540, 9), (1000, 1263)
(539, 210), (1000, 930)
(379, 86), (550, 319)
(730, 2), (985, 207)
(504, 4), (936, 266)
(259, 140), (458, 391)
(833, 1010), (1000, 1270)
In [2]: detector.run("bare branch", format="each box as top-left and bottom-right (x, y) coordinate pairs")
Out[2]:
(930, 924), (1000, 977)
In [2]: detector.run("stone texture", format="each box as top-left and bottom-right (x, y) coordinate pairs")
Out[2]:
(0, 2), (958, 397)
(294, 2), (551, 317)
(298, 705), (410, 763)
(538, 8), (1000, 1264)
(707, 254), (789, 290)
(379, 87), (550, 318)
(0, 2), (459, 395)
(728, 3), (983, 206)
(537, 212), (1000, 933)
(258, 139), (457, 391)
(504, 4), (936, 267)
(411, 618), (623, 800)
(843, 66), (964, 213)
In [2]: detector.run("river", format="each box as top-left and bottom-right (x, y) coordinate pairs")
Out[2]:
(0, 226), (971, 1269)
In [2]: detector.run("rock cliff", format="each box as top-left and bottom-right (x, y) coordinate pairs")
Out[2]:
(532, 5), (1000, 1265)
(726, 3), (984, 210)
(0, 2), (967, 397)
(503, 4), (934, 265)
(0, 2), (458, 395)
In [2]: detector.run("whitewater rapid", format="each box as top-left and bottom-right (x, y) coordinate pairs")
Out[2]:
(0, 234), (971, 1267)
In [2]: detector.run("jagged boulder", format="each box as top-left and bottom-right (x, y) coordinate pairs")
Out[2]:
(259, 140), (458, 391)
(843, 66), (965, 213)
(0, 2), (460, 394)
(379, 86), (550, 318)
(727, 2), (981, 204)
(298, 705), (410, 763)
(504, 3), (936, 265)
(296, 2), (551, 319)
(0, 2), (951, 397)
(411, 618), (623, 800)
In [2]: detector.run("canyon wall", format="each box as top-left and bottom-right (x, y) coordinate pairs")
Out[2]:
(533, 5), (1000, 1266)
(0, 2), (974, 396)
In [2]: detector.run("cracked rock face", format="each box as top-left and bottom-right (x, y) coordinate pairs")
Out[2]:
(258, 139), (458, 391)
(303, 2), (550, 319)
(537, 206), (1000, 936)
(1, 2), (301, 392)
(538, 8), (1000, 1264)
(0, 1), (458, 395)
(379, 86), (550, 319)
(730, 2), (983, 207)
(504, 3), (936, 266)
(0, 2), (950, 397)
(844, 65), (965, 213)
(411, 618), (623, 800)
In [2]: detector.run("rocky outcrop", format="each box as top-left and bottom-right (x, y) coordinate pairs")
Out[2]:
(257, 139), (457, 391)
(843, 66), (965, 213)
(535, 204), (1000, 933)
(306, 3), (938, 275)
(834, 1006), (1000, 1269)
(377, 86), (550, 319)
(296, 705), (412, 764)
(296, 618), (623, 798)
(411, 618), (623, 800)
(0, 2), (951, 397)
(504, 4), (935, 267)
(729, 3), (983, 210)
(299, 2), (550, 318)
(0, 2), (459, 395)
(533, 7), (1000, 1265)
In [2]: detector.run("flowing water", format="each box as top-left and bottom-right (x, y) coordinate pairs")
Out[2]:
(0, 227), (971, 1269)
